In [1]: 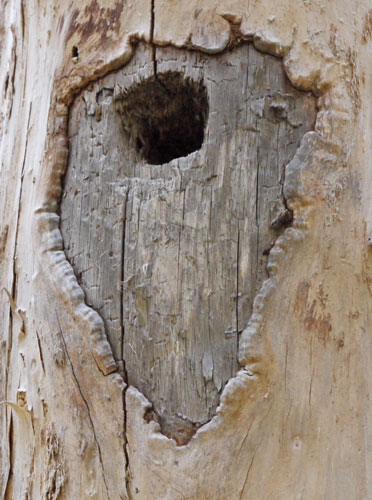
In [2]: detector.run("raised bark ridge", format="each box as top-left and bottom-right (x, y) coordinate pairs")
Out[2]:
(61, 42), (316, 443)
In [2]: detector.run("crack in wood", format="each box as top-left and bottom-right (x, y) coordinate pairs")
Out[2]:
(150, 0), (157, 76)
(56, 313), (111, 500)
(35, 330), (46, 375)
(120, 190), (129, 374)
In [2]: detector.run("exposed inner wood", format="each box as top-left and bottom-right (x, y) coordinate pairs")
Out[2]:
(60, 42), (316, 443)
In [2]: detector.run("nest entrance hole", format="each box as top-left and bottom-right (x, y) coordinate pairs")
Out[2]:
(115, 71), (209, 165)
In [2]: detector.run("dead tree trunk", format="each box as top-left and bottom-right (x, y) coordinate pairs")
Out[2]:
(1, 1), (371, 499)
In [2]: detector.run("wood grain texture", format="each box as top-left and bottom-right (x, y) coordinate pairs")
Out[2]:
(61, 42), (316, 441)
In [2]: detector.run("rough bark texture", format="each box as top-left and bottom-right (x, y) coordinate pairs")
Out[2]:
(61, 42), (316, 442)
(1, 0), (371, 498)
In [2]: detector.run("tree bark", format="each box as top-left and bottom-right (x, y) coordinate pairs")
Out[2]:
(1, 1), (371, 499)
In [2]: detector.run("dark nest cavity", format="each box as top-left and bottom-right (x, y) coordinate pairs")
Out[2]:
(115, 71), (209, 165)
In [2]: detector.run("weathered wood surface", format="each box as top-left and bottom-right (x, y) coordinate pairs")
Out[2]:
(2, 0), (371, 497)
(61, 42), (316, 441)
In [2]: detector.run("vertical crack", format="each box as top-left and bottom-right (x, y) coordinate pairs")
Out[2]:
(236, 225), (240, 349)
(6, 28), (17, 122)
(35, 330), (45, 374)
(207, 185), (213, 367)
(255, 141), (260, 227)
(238, 396), (273, 500)
(123, 387), (132, 500)
(255, 141), (260, 280)
(120, 191), (129, 371)
(56, 314), (111, 500)
(177, 189), (185, 300)
(238, 402), (274, 500)
(20, 0), (25, 41)
(238, 439), (262, 500)
(120, 190), (133, 500)
(150, 0), (157, 76)
(280, 134), (293, 221)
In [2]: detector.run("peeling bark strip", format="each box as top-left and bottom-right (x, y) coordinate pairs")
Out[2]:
(61, 42), (316, 442)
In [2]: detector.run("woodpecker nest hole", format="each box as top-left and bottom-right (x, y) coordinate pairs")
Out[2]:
(115, 71), (208, 165)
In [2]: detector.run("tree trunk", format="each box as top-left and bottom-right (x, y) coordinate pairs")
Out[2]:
(1, 1), (371, 498)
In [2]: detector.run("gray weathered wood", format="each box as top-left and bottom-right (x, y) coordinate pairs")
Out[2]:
(60, 42), (316, 442)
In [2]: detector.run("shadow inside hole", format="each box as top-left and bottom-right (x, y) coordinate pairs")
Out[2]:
(115, 72), (209, 165)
